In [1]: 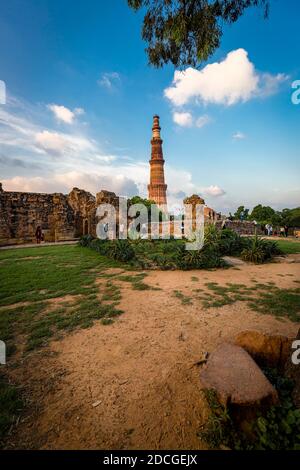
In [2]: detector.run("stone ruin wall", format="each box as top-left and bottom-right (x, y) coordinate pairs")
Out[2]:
(215, 219), (263, 235)
(0, 183), (122, 246)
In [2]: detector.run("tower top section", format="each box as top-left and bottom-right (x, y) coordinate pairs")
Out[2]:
(152, 115), (161, 139)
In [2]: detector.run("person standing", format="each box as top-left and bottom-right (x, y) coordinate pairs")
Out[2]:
(284, 225), (289, 238)
(35, 226), (42, 244)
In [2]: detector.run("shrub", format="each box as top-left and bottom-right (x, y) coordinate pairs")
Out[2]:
(241, 236), (283, 264)
(106, 240), (136, 262)
(79, 234), (94, 247)
(175, 244), (226, 270)
(219, 229), (245, 256)
(79, 236), (135, 262)
(204, 224), (221, 251)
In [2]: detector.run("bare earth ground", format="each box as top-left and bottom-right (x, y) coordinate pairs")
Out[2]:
(6, 257), (300, 450)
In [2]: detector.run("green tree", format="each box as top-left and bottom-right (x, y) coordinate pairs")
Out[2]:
(128, 195), (166, 221)
(127, 0), (269, 68)
(233, 205), (249, 220)
(281, 207), (300, 227)
(249, 204), (275, 223)
(128, 195), (156, 211)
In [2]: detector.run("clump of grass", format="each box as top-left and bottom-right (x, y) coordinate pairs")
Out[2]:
(249, 288), (300, 322)
(0, 374), (23, 446)
(198, 389), (240, 449)
(102, 281), (122, 302)
(101, 318), (114, 326)
(173, 290), (193, 305)
(132, 282), (152, 290)
(116, 272), (159, 291)
(117, 273), (147, 283)
(200, 281), (300, 321)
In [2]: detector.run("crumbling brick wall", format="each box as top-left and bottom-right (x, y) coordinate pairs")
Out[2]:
(0, 187), (75, 245)
(0, 184), (121, 246)
(215, 219), (263, 235)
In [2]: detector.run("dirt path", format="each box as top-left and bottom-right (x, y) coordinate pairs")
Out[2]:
(7, 258), (300, 449)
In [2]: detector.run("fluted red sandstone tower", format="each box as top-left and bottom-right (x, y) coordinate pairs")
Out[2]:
(148, 115), (168, 208)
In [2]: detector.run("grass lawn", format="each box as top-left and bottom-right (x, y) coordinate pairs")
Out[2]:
(0, 245), (127, 357)
(276, 239), (300, 254)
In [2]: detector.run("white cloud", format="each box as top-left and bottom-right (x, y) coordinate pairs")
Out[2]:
(164, 49), (288, 107)
(47, 104), (85, 124)
(0, 99), (114, 164)
(196, 115), (211, 128)
(2, 176), (59, 193)
(35, 130), (95, 156)
(173, 111), (211, 129)
(48, 104), (74, 124)
(97, 72), (121, 90)
(232, 131), (246, 140)
(173, 111), (193, 127)
(202, 185), (226, 197)
(35, 130), (67, 153)
(258, 73), (288, 98)
(1, 172), (139, 197)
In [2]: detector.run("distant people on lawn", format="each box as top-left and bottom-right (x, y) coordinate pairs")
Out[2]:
(35, 226), (43, 244)
(265, 224), (273, 236)
(284, 225), (289, 237)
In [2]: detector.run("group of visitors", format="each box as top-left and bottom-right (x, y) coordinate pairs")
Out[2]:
(280, 225), (289, 237)
(265, 223), (273, 236)
(263, 224), (289, 237)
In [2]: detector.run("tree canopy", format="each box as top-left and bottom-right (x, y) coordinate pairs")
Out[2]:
(128, 195), (167, 221)
(230, 204), (300, 227)
(234, 205), (249, 220)
(127, 0), (269, 68)
(249, 204), (275, 222)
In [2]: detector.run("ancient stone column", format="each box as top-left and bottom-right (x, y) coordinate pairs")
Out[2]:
(148, 115), (167, 208)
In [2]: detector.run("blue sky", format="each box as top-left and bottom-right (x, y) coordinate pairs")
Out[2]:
(0, 0), (299, 214)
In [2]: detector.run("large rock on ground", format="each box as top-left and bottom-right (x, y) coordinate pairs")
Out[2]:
(234, 330), (292, 371)
(200, 343), (278, 409)
(285, 328), (300, 407)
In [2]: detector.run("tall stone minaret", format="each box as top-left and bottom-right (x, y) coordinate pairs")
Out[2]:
(148, 115), (167, 208)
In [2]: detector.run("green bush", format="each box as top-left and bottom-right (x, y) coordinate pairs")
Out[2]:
(79, 236), (135, 262)
(175, 244), (226, 270)
(241, 236), (282, 264)
(204, 224), (221, 251)
(219, 229), (245, 256)
(79, 234), (94, 247)
(80, 229), (282, 269)
(106, 240), (136, 262)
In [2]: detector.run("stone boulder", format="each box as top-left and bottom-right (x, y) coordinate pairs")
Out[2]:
(234, 330), (292, 371)
(200, 343), (278, 409)
(285, 328), (300, 407)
